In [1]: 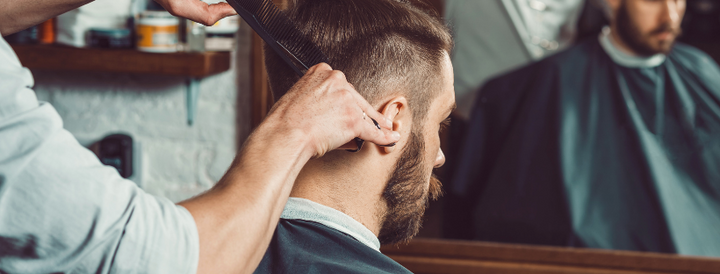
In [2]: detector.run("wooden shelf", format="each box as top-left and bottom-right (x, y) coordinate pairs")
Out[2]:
(10, 44), (230, 77)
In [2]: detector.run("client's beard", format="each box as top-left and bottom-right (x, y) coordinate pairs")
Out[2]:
(616, 1), (681, 56)
(377, 130), (443, 245)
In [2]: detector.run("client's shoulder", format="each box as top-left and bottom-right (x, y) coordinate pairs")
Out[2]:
(486, 38), (598, 86)
(669, 42), (720, 72)
(254, 219), (411, 274)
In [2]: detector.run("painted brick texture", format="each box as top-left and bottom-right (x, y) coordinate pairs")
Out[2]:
(31, 25), (253, 203)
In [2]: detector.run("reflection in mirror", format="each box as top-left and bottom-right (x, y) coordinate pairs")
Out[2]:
(429, 0), (720, 259)
(248, 0), (720, 271)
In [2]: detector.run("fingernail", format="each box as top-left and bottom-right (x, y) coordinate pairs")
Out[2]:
(391, 131), (401, 140)
(385, 118), (393, 128)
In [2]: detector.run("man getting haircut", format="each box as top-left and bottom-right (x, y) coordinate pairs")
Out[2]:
(254, 0), (454, 272)
(453, 0), (720, 256)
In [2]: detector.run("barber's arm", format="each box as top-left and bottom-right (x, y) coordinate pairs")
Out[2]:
(0, 0), (235, 35)
(180, 63), (399, 273)
(0, 41), (396, 272)
(0, 1), (397, 272)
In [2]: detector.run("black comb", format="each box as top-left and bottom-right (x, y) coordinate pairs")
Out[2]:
(227, 0), (391, 152)
(226, 0), (329, 80)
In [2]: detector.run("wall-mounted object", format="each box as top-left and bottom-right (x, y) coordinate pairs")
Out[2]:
(11, 44), (229, 76)
(97, 134), (134, 178)
(11, 44), (230, 125)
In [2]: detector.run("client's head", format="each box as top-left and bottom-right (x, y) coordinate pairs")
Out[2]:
(606, 0), (686, 56)
(265, 0), (454, 245)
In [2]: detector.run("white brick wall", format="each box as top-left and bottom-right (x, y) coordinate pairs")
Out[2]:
(32, 24), (253, 202)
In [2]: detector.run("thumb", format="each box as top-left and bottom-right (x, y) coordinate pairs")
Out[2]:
(206, 3), (238, 25)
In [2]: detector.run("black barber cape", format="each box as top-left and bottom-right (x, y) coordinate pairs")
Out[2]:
(253, 219), (412, 273)
(453, 38), (720, 256)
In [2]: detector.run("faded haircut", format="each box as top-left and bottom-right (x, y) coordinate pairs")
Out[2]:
(265, 0), (453, 125)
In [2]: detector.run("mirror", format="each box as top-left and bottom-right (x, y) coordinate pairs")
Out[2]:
(429, 0), (720, 259)
(250, 0), (720, 263)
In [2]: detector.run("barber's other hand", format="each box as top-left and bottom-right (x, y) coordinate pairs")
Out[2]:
(153, 0), (236, 26)
(265, 63), (401, 158)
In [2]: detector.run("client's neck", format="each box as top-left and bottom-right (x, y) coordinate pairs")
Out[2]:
(289, 153), (389, 236)
(609, 24), (639, 57)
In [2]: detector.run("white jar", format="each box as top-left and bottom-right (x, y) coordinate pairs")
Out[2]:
(136, 11), (179, 53)
(203, 0), (240, 34)
(203, 0), (239, 51)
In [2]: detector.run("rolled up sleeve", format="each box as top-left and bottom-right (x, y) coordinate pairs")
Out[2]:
(0, 36), (199, 274)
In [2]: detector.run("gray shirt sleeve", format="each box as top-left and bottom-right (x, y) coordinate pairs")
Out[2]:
(0, 36), (199, 273)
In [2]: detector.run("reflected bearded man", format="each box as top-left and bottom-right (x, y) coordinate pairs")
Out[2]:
(253, 0), (454, 273)
(454, 0), (720, 256)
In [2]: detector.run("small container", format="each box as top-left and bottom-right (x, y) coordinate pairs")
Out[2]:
(136, 10), (179, 53)
(205, 15), (239, 35)
(184, 19), (206, 52)
(5, 26), (38, 44)
(89, 28), (133, 49)
(205, 33), (235, 51)
(203, 0), (238, 51)
(38, 18), (56, 44)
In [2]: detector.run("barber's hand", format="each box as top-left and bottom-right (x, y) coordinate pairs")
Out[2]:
(153, 0), (236, 26)
(265, 63), (401, 158)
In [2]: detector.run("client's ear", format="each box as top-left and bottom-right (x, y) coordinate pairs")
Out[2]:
(379, 96), (409, 154)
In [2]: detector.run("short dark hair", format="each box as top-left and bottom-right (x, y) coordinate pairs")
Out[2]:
(265, 0), (453, 124)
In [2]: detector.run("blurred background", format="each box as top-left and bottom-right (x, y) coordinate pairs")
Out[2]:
(5, 0), (253, 202)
